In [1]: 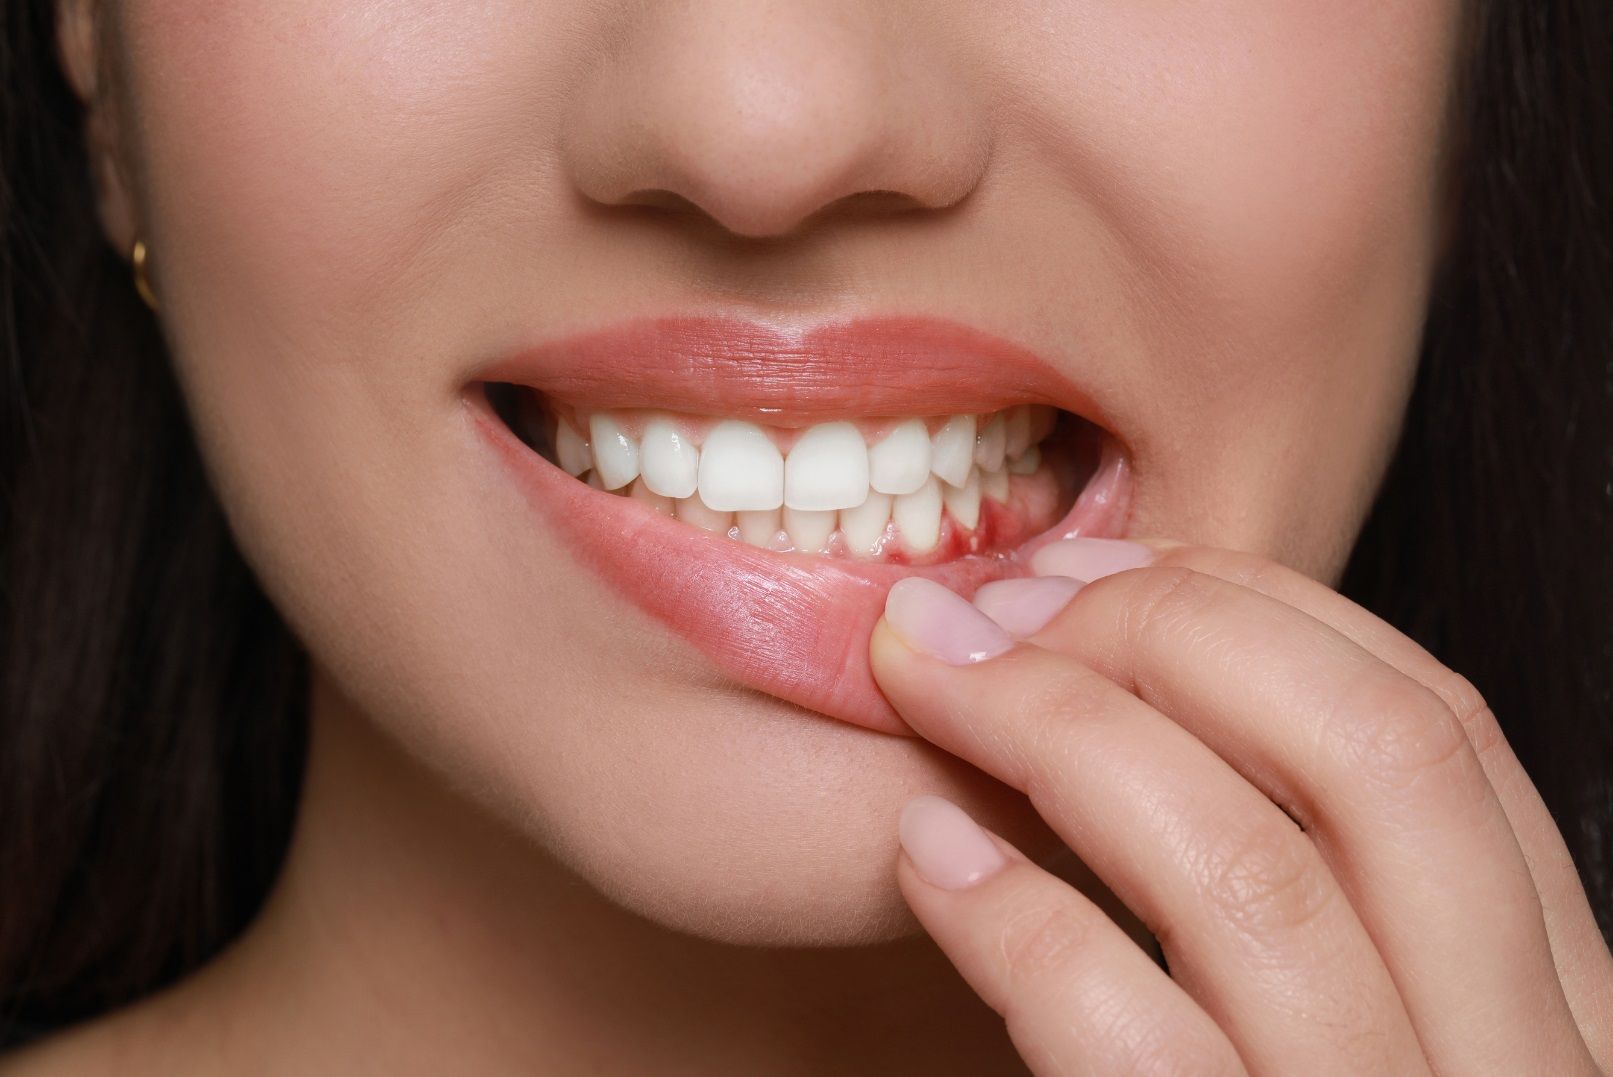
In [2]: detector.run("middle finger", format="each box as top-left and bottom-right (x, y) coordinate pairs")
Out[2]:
(871, 584), (1426, 1074)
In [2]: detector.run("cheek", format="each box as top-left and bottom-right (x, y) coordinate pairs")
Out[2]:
(123, 0), (579, 344)
(1002, 0), (1457, 572)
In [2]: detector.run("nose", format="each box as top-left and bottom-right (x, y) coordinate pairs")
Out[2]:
(561, 1), (992, 240)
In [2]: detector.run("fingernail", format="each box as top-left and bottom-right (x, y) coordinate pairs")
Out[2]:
(899, 794), (1008, 890)
(883, 577), (1013, 665)
(1030, 537), (1154, 581)
(971, 576), (1085, 637)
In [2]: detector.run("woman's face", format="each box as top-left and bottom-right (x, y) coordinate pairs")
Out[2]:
(77, 1), (1458, 943)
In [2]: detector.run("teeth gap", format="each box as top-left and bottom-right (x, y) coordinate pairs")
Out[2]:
(486, 383), (1093, 563)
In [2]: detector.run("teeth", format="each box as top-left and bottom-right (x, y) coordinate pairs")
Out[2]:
(639, 417), (700, 499)
(974, 414), (1007, 472)
(675, 495), (734, 534)
(982, 464), (1011, 503)
(1007, 445), (1041, 475)
(588, 414), (640, 490)
(555, 403), (1063, 559)
(840, 491), (892, 555)
(783, 507), (836, 553)
(868, 420), (932, 496)
(892, 475), (943, 554)
(942, 470), (982, 530)
(1004, 409), (1033, 460)
(930, 414), (976, 487)
(629, 477), (674, 516)
(737, 508), (782, 548)
(556, 420), (592, 477)
(698, 421), (784, 511)
(785, 421), (869, 511)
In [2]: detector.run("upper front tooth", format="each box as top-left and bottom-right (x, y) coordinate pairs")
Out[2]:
(785, 422), (869, 511)
(698, 420), (784, 511)
(639, 417), (700, 499)
(930, 414), (976, 487)
(556, 419), (592, 477)
(588, 414), (640, 490)
(974, 413), (1007, 472)
(868, 419), (932, 496)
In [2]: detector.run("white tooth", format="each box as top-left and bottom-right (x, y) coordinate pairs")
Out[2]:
(892, 476), (943, 554)
(1004, 407), (1033, 460)
(629, 478), (674, 516)
(867, 419), (932, 496)
(698, 420), (784, 511)
(973, 413), (1007, 471)
(556, 419), (592, 477)
(982, 465), (1011, 502)
(784, 421), (869, 511)
(585, 470), (606, 490)
(930, 414), (976, 487)
(675, 496), (734, 534)
(639, 417), (700, 499)
(943, 469), (982, 531)
(839, 491), (892, 556)
(588, 413), (640, 490)
(784, 507), (836, 553)
(737, 508), (782, 548)
(1007, 445), (1042, 475)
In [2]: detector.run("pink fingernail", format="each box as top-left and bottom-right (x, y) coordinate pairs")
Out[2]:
(898, 795), (1007, 890)
(883, 577), (1013, 665)
(1030, 537), (1154, 581)
(971, 576), (1085, 637)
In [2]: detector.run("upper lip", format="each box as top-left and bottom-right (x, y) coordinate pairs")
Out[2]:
(473, 312), (1113, 430)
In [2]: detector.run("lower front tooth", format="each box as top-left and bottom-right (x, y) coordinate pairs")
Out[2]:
(676, 496), (734, 534)
(784, 506), (836, 553)
(840, 491), (893, 555)
(893, 476), (943, 553)
(943, 470), (982, 530)
(1007, 445), (1041, 475)
(982, 465), (1010, 502)
(737, 508), (782, 548)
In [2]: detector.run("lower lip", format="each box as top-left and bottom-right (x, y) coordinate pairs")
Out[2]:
(467, 398), (1133, 736)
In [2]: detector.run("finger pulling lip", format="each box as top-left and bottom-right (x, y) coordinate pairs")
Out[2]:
(465, 314), (1133, 735)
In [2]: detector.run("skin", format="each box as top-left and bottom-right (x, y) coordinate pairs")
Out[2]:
(9, 0), (1607, 1072)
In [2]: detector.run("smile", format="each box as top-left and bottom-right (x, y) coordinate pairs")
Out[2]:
(464, 314), (1133, 734)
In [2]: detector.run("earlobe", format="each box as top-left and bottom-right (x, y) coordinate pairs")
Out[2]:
(55, 0), (139, 256)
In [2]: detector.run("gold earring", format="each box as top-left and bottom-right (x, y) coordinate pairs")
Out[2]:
(131, 238), (157, 311)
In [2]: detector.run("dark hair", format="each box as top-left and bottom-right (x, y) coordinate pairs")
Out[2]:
(3, 0), (1610, 1049)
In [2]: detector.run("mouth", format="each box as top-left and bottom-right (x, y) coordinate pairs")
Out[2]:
(464, 314), (1132, 735)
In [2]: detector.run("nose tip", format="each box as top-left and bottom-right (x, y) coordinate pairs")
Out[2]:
(561, 3), (990, 241)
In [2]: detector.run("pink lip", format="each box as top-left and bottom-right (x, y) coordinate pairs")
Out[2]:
(466, 314), (1133, 736)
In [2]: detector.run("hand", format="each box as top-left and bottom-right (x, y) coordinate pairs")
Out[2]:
(870, 538), (1613, 1075)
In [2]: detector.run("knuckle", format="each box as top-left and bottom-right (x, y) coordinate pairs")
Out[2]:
(996, 898), (1097, 984)
(1326, 667), (1481, 799)
(1172, 544), (1287, 596)
(1118, 566), (1218, 648)
(1430, 670), (1507, 763)
(1191, 816), (1336, 941)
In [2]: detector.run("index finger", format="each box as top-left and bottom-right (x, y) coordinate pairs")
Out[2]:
(1031, 537), (1613, 1060)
